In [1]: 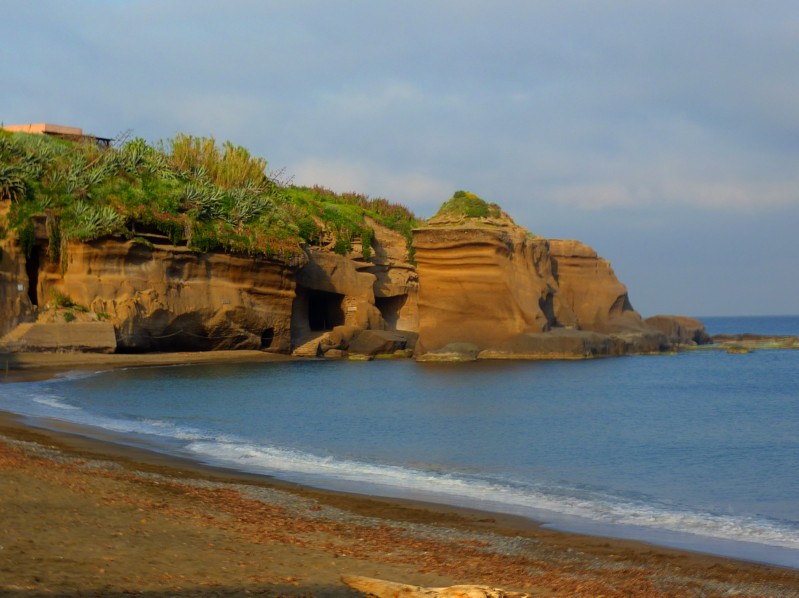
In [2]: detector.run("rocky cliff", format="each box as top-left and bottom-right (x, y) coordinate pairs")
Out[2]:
(411, 202), (672, 359)
(1, 194), (706, 360)
(0, 208), (419, 357)
(57, 239), (301, 352)
(413, 215), (559, 355)
(0, 202), (35, 338)
(548, 239), (646, 333)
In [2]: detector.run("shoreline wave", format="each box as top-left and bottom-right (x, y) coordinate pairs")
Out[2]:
(5, 381), (799, 568)
(3, 342), (799, 570)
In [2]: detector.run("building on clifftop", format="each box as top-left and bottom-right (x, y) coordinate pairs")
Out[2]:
(2, 123), (112, 147)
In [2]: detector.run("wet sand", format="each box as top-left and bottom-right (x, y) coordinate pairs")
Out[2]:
(0, 350), (295, 382)
(3, 353), (799, 596)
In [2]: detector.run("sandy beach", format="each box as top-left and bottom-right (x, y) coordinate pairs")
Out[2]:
(3, 354), (799, 597)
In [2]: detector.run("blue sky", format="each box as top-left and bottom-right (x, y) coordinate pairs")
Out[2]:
(3, 1), (798, 316)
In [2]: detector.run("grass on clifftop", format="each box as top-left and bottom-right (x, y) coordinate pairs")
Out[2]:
(431, 190), (518, 226)
(0, 130), (419, 265)
(434, 190), (503, 219)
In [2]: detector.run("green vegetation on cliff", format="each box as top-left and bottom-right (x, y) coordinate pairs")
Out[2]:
(0, 130), (419, 264)
(434, 190), (504, 221)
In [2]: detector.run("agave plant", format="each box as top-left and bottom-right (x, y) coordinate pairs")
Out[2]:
(62, 201), (124, 241)
(183, 182), (226, 221)
(226, 186), (271, 225)
(0, 164), (28, 201)
(143, 149), (178, 182)
(119, 137), (150, 174)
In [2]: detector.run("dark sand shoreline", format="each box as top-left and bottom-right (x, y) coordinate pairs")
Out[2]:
(0, 350), (296, 382)
(3, 352), (799, 595)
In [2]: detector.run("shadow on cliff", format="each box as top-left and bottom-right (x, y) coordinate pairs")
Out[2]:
(1, 352), (20, 378)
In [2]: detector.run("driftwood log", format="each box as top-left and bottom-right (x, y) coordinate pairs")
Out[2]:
(341, 575), (532, 598)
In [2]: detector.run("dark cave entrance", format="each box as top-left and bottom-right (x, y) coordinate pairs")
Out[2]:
(539, 293), (555, 324)
(24, 247), (41, 306)
(375, 294), (407, 330)
(260, 328), (274, 349)
(307, 290), (345, 331)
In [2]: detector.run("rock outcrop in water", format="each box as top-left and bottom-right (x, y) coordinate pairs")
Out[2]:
(411, 196), (671, 360)
(0, 192), (707, 360)
(644, 315), (713, 346)
(412, 211), (559, 355)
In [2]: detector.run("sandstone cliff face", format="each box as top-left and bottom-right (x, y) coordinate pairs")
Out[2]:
(0, 207), (420, 356)
(0, 202), (35, 338)
(359, 217), (419, 333)
(548, 239), (645, 333)
(43, 239), (299, 352)
(413, 221), (559, 354)
(1, 196), (694, 360)
(292, 249), (382, 345)
(290, 220), (419, 358)
(411, 219), (669, 358)
(0, 239), (35, 339)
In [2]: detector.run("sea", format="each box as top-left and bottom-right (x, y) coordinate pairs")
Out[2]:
(1, 315), (798, 568)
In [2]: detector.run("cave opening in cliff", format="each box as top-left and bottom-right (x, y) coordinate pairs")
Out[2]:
(307, 290), (345, 331)
(260, 328), (274, 349)
(24, 247), (41, 306)
(375, 294), (406, 330)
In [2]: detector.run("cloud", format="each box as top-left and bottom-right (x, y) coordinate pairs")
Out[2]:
(4, 0), (799, 313)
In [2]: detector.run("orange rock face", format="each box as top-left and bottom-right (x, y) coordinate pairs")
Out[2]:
(412, 220), (662, 357)
(41, 239), (299, 352)
(0, 214), (420, 354)
(413, 222), (558, 354)
(0, 203), (35, 338)
(548, 239), (645, 333)
(1, 197), (696, 359)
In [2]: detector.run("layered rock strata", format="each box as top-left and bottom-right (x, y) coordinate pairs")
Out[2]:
(1, 198), (706, 360)
(413, 223), (560, 355)
(548, 239), (646, 333)
(412, 219), (674, 360)
(0, 210), (420, 356)
(44, 239), (299, 353)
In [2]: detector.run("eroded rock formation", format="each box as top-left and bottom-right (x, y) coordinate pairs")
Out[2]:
(43, 239), (299, 352)
(645, 315), (713, 346)
(411, 213), (678, 359)
(0, 209), (420, 356)
(0, 195), (707, 360)
(0, 203), (35, 338)
(413, 214), (560, 355)
(548, 239), (645, 333)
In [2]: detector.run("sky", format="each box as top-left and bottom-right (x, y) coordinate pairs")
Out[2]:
(3, 1), (798, 317)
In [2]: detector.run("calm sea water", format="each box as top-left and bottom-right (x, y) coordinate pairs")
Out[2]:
(1, 315), (798, 567)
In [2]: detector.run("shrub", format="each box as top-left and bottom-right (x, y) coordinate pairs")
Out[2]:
(52, 290), (76, 308)
(361, 226), (374, 260)
(17, 222), (35, 258)
(0, 129), (419, 264)
(436, 190), (499, 219)
(334, 237), (351, 255)
(0, 164), (28, 202)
